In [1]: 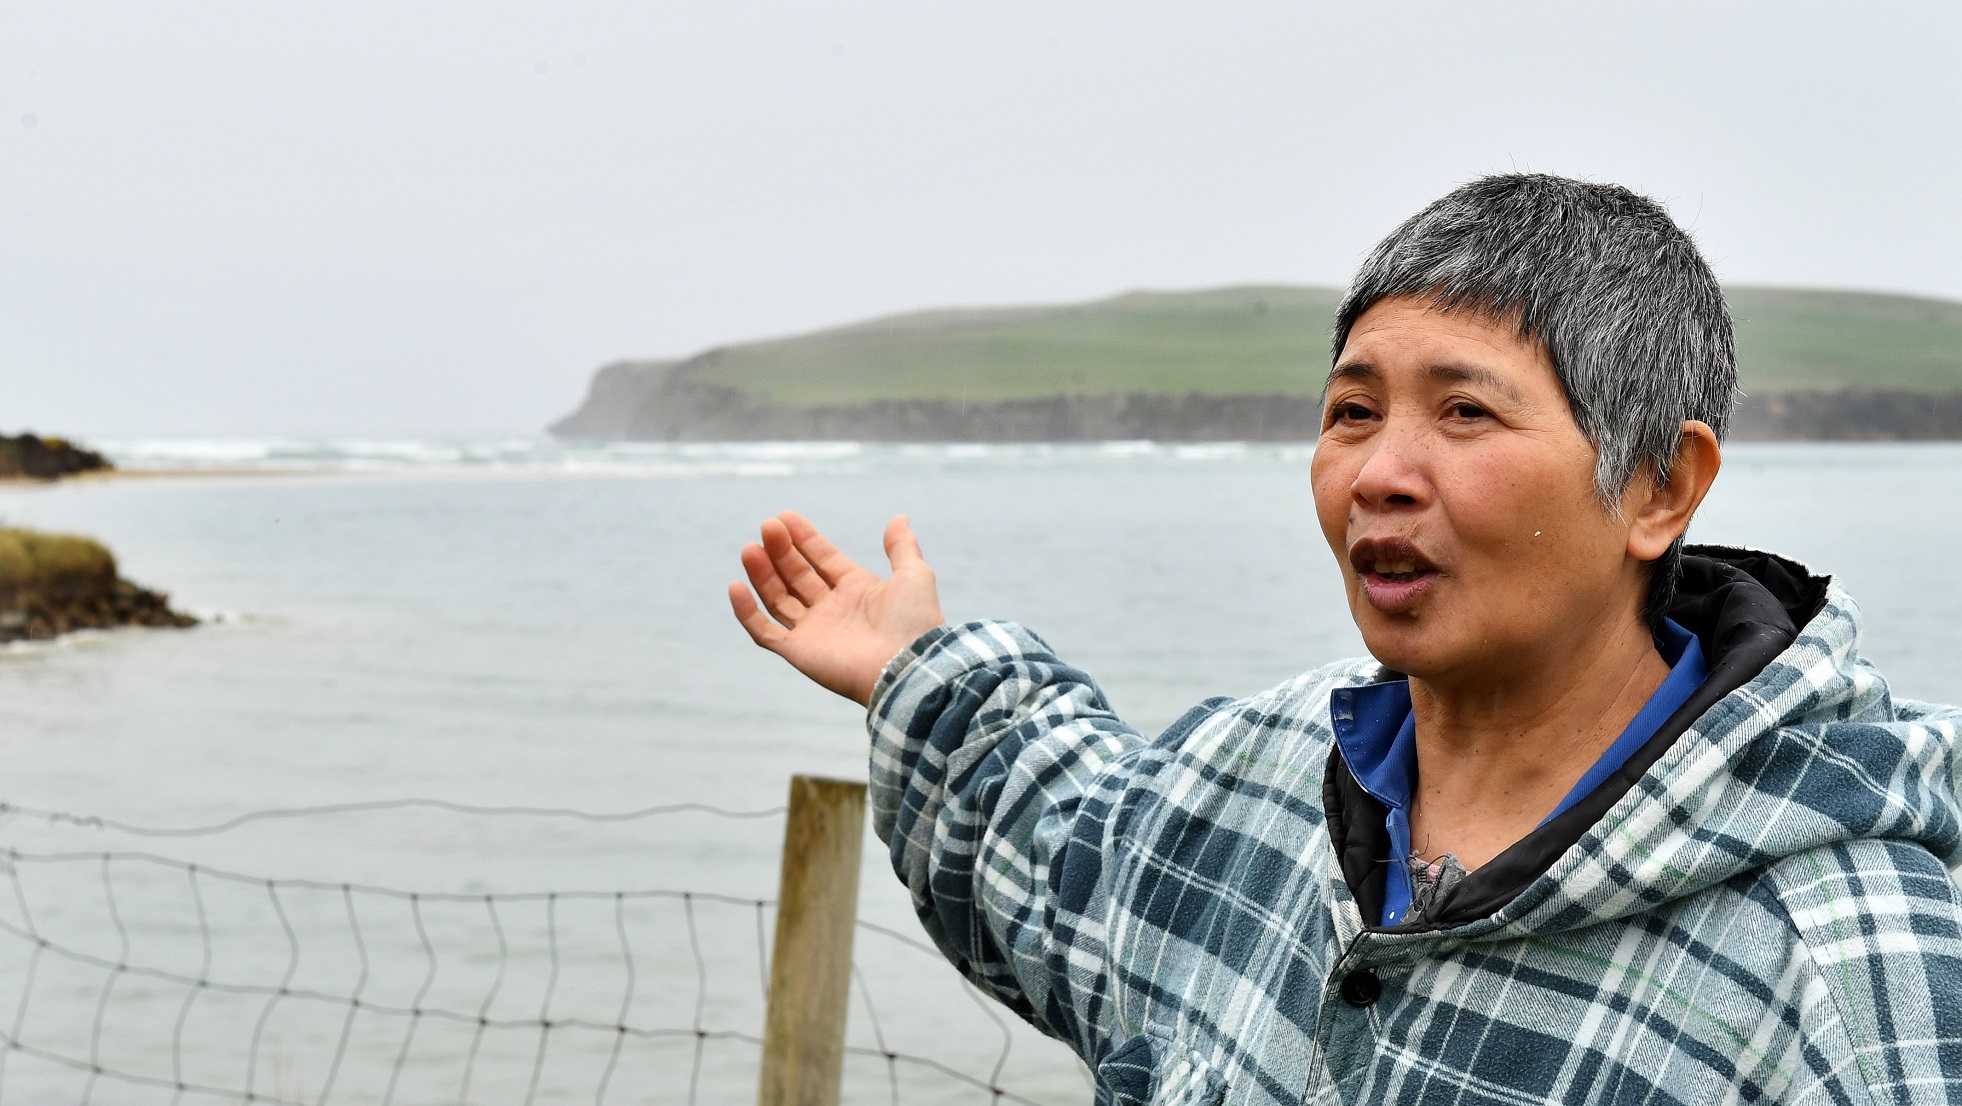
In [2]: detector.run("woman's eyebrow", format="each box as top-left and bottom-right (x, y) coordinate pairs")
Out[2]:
(1321, 361), (1526, 404)
(1323, 362), (1380, 391)
(1429, 363), (1526, 403)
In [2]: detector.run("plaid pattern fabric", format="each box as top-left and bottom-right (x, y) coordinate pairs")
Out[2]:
(867, 588), (1962, 1105)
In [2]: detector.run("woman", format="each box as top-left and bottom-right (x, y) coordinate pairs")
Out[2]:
(730, 175), (1962, 1105)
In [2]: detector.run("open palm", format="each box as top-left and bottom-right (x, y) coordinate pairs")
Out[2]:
(727, 511), (946, 706)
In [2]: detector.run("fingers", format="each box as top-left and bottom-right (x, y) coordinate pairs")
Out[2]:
(740, 542), (808, 625)
(778, 510), (862, 586)
(727, 581), (790, 652)
(760, 517), (830, 605)
(884, 515), (927, 571)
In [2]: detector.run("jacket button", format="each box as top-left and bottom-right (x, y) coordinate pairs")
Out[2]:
(1339, 969), (1381, 1007)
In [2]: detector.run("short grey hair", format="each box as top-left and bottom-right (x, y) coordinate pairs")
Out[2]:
(1331, 174), (1736, 627)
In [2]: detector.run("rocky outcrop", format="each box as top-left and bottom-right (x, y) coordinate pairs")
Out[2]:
(0, 433), (112, 480)
(0, 528), (196, 644)
(0, 579), (198, 643)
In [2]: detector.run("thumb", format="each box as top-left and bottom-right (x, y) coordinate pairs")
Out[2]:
(884, 515), (926, 571)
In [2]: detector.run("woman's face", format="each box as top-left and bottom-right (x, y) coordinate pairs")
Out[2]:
(1312, 296), (1655, 685)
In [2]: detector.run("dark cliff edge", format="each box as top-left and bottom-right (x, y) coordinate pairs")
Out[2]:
(556, 372), (1326, 442)
(1726, 390), (1962, 441)
(552, 373), (1962, 443)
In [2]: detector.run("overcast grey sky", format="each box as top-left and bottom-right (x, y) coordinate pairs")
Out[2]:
(4, 2), (1959, 436)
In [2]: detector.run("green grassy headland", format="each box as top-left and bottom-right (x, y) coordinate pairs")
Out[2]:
(658, 285), (1962, 405)
(1725, 288), (1962, 392)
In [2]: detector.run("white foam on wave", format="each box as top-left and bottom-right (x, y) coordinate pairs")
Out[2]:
(1172, 443), (1250, 461)
(102, 438), (299, 464)
(0, 627), (117, 658)
(675, 440), (866, 461)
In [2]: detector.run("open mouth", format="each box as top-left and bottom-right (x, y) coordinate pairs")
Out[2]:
(1348, 537), (1440, 610)
(1368, 561), (1428, 582)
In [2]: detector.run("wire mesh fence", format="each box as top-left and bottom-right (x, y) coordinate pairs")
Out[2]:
(0, 799), (1088, 1106)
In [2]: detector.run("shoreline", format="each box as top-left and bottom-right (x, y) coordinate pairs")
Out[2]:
(0, 466), (310, 486)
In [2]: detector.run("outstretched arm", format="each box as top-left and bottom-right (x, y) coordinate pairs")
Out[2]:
(727, 511), (947, 706)
(732, 511), (1156, 1057)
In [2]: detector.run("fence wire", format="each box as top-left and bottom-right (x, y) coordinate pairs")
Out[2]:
(0, 800), (789, 839)
(0, 799), (1080, 1106)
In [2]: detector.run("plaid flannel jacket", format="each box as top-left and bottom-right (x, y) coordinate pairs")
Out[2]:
(867, 577), (1962, 1105)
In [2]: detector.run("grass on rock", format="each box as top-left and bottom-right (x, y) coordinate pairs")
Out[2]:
(0, 527), (118, 599)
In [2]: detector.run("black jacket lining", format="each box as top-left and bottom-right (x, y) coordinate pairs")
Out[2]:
(1324, 545), (1832, 931)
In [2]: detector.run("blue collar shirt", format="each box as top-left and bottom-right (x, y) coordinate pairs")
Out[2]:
(1330, 619), (1710, 926)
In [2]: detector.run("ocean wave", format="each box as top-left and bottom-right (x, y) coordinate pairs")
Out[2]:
(91, 437), (1317, 478)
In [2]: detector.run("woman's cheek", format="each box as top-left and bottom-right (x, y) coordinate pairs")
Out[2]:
(1309, 459), (1353, 541)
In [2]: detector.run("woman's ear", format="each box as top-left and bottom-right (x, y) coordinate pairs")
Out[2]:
(1627, 421), (1722, 562)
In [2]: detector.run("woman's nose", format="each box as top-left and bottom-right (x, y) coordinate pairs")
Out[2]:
(1351, 430), (1432, 510)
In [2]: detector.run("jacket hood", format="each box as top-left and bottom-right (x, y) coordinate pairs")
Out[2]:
(1327, 545), (1962, 936)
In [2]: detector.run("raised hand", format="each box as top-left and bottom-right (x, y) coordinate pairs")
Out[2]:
(728, 511), (946, 706)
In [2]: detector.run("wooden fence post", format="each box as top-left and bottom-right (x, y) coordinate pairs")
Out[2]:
(758, 775), (867, 1106)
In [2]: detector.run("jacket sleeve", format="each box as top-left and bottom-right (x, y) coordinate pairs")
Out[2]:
(1889, 700), (1962, 800)
(1777, 839), (1962, 1104)
(866, 619), (1149, 1055)
(1892, 698), (1962, 727)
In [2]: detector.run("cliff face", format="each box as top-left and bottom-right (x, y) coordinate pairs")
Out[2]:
(546, 361), (681, 439)
(1726, 389), (1962, 441)
(575, 373), (1326, 442)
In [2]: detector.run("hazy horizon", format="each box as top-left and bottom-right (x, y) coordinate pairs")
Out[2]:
(5, 2), (1961, 438)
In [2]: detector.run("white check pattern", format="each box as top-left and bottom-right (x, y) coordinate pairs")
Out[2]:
(867, 589), (1962, 1105)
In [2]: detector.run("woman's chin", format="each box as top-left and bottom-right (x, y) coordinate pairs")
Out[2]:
(1351, 607), (1451, 679)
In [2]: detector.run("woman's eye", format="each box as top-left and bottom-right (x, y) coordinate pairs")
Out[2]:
(1331, 402), (1375, 422)
(1449, 402), (1490, 420)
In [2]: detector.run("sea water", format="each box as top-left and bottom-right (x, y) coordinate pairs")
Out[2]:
(2, 440), (1961, 1105)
